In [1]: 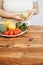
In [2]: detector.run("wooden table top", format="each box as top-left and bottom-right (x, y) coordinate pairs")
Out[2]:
(0, 26), (43, 65)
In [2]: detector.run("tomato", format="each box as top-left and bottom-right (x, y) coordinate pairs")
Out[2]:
(15, 28), (21, 33)
(13, 28), (21, 35)
(4, 31), (9, 35)
(4, 30), (14, 35)
(8, 30), (14, 35)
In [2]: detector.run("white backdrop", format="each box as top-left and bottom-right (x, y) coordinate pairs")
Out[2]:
(29, 0), (43, 25)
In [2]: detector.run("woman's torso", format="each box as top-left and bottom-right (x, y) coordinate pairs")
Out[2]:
(3, 0), (33, 13)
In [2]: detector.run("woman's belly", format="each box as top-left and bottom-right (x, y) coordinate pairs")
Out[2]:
(3, 0), (33, 13)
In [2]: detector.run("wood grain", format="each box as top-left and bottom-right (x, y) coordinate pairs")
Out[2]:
(0, 26), (43, 65)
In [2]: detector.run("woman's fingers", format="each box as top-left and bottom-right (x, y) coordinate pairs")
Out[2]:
(27, 12), (33, 20)
(24, 10), (34, 21)
(14, 15), (24, 21)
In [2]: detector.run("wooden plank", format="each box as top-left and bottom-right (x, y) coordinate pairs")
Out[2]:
(0, 26), (43, 65)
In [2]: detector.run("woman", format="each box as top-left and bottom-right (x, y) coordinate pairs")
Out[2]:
(0, 0), (39, 25)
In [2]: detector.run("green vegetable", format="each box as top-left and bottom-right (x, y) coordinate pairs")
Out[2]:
(16, 22), (23, 28)
(0, 31), (3, 34)
(16, 22), (27, 31)
(0, 23), (7, 33)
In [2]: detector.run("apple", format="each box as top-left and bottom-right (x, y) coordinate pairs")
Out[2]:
(21, 11), (28, 18)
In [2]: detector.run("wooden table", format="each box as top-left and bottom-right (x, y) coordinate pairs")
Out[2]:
(0, 26), (43, 65)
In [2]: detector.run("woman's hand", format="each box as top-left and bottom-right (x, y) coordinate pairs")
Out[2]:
(22, 10), (34, 21)
(13, 13), (24, 21)
(23, 8), (39, 21)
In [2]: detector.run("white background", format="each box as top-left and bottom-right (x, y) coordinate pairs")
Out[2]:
(29, 0), (43, 25)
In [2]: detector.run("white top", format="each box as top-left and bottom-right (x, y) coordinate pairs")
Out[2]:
(1, 0), (37, 13)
